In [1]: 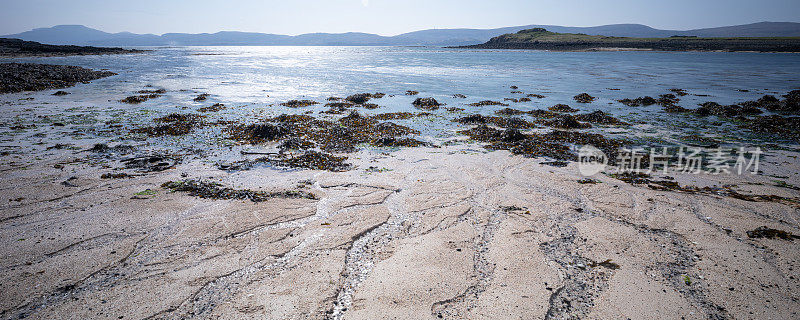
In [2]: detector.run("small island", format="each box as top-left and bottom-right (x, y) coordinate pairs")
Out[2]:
(459, 28), (800, 52)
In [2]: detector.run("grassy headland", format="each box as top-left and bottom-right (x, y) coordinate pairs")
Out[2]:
(459, 28), (800, 52)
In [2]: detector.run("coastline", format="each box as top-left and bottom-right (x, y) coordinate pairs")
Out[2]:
(455, 30), (800, 52)
(0, 63), (117, 94)
(0, 38), (146, 58)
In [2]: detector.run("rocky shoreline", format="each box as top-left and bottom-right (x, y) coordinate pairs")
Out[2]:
(0, 38), (144, 57)
(0, 63), (116, 94)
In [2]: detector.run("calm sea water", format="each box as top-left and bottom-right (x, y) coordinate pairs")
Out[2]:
(3, 46), (800, 149)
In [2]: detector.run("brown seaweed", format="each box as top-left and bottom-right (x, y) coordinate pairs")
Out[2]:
(281, 99), (319, 108)
(412, 97), (443, 110)
(549, 104), (579, 113)
(162, 179), (317, 202)
(746, 226), (800, 241)
(574, 111), (629, 126)
(573, 93), (596, 103)
(469, 100), (509, 107)
(198, 103), (226, 112)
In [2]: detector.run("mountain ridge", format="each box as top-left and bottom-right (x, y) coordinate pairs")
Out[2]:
(4, 22), (800, 47)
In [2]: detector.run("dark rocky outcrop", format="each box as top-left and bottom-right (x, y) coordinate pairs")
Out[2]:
(412, 97), (443, 110)
(0, 38), (143, 57)
(573, 93), (596, 103)
(0, 63), (116, 94)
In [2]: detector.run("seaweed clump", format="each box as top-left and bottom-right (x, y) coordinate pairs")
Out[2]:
(374, 121), (419, 136)
(154, 113), (205, 123)
(371, 137), (428, 148)
(657, 93), (680, 105)
(669, 88), (688, 96)
(501, 139), (574, 160)
(101, 172), (131, 179)
(322, 102), (353, 114)
(741, 91), (800, 113)
(526, 109), (559, 119)
(469, 100), (508, 107)
(574, 111), (629, 126)
(121, 93), (160, 104)
(120, 89), (167, 104)
(123, 154), (179, 172)
(457, 124), (499, 141)
(692, 102), (761, 117)
(198, 103), (225, 112)
(236, 111), (425, 153)
(746, 226), (800, 241)
(663, 104), (689, 113)
(458, 125), (621, 162)
(230, 123), (290, 144)
(746, 115), (800, 141)
(345, 93), (372, 104)
(481, 129), (575, 161)
(272, 151), (352, 172)
(131, 113), (205, 136)
(573, 93), (596, 103)
(589, 259), (620, 270)
(543, 114), (592, 129)
(239, 111), (424, 153)
(193, 93), (210, 102)
(491, 117), (536, 129)
(318, 111), (422, 151)
(455, 114), (535, 129)
(373, 112), (419, 120)
(162, 179), (317, 202)
(412, 97), (443, 110)
(279, 137), (315, 151)
(549, 104), (578, 113)
(496, 108), (525, 116)
(618, 96), (657, 107)
(281, 99), (319, 108)
(220, 150), (351, 172)
(138, 88), (166, 95)
(344, 93), (384, 104)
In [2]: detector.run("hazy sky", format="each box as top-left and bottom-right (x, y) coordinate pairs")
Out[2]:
(2, 0), (799, 35)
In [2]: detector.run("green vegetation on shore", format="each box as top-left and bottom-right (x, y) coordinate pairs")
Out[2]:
(461, 28), (800, 52)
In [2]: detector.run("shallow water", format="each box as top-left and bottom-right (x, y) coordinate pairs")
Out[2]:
(1, 46), (799, 159)
(5, 46), (799, 102)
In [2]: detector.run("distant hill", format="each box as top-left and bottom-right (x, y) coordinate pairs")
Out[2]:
(461, 28), (800, 52)
(683, 22), (800, 38)
(4, 22), (800, 47)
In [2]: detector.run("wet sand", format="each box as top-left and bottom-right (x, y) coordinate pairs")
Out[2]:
(1, 138), (799, 319)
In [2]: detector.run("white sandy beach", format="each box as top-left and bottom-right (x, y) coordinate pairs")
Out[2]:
(1, 140), (798, 319)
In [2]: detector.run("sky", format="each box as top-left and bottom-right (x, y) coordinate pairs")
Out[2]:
(1, 0), (799, 36)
